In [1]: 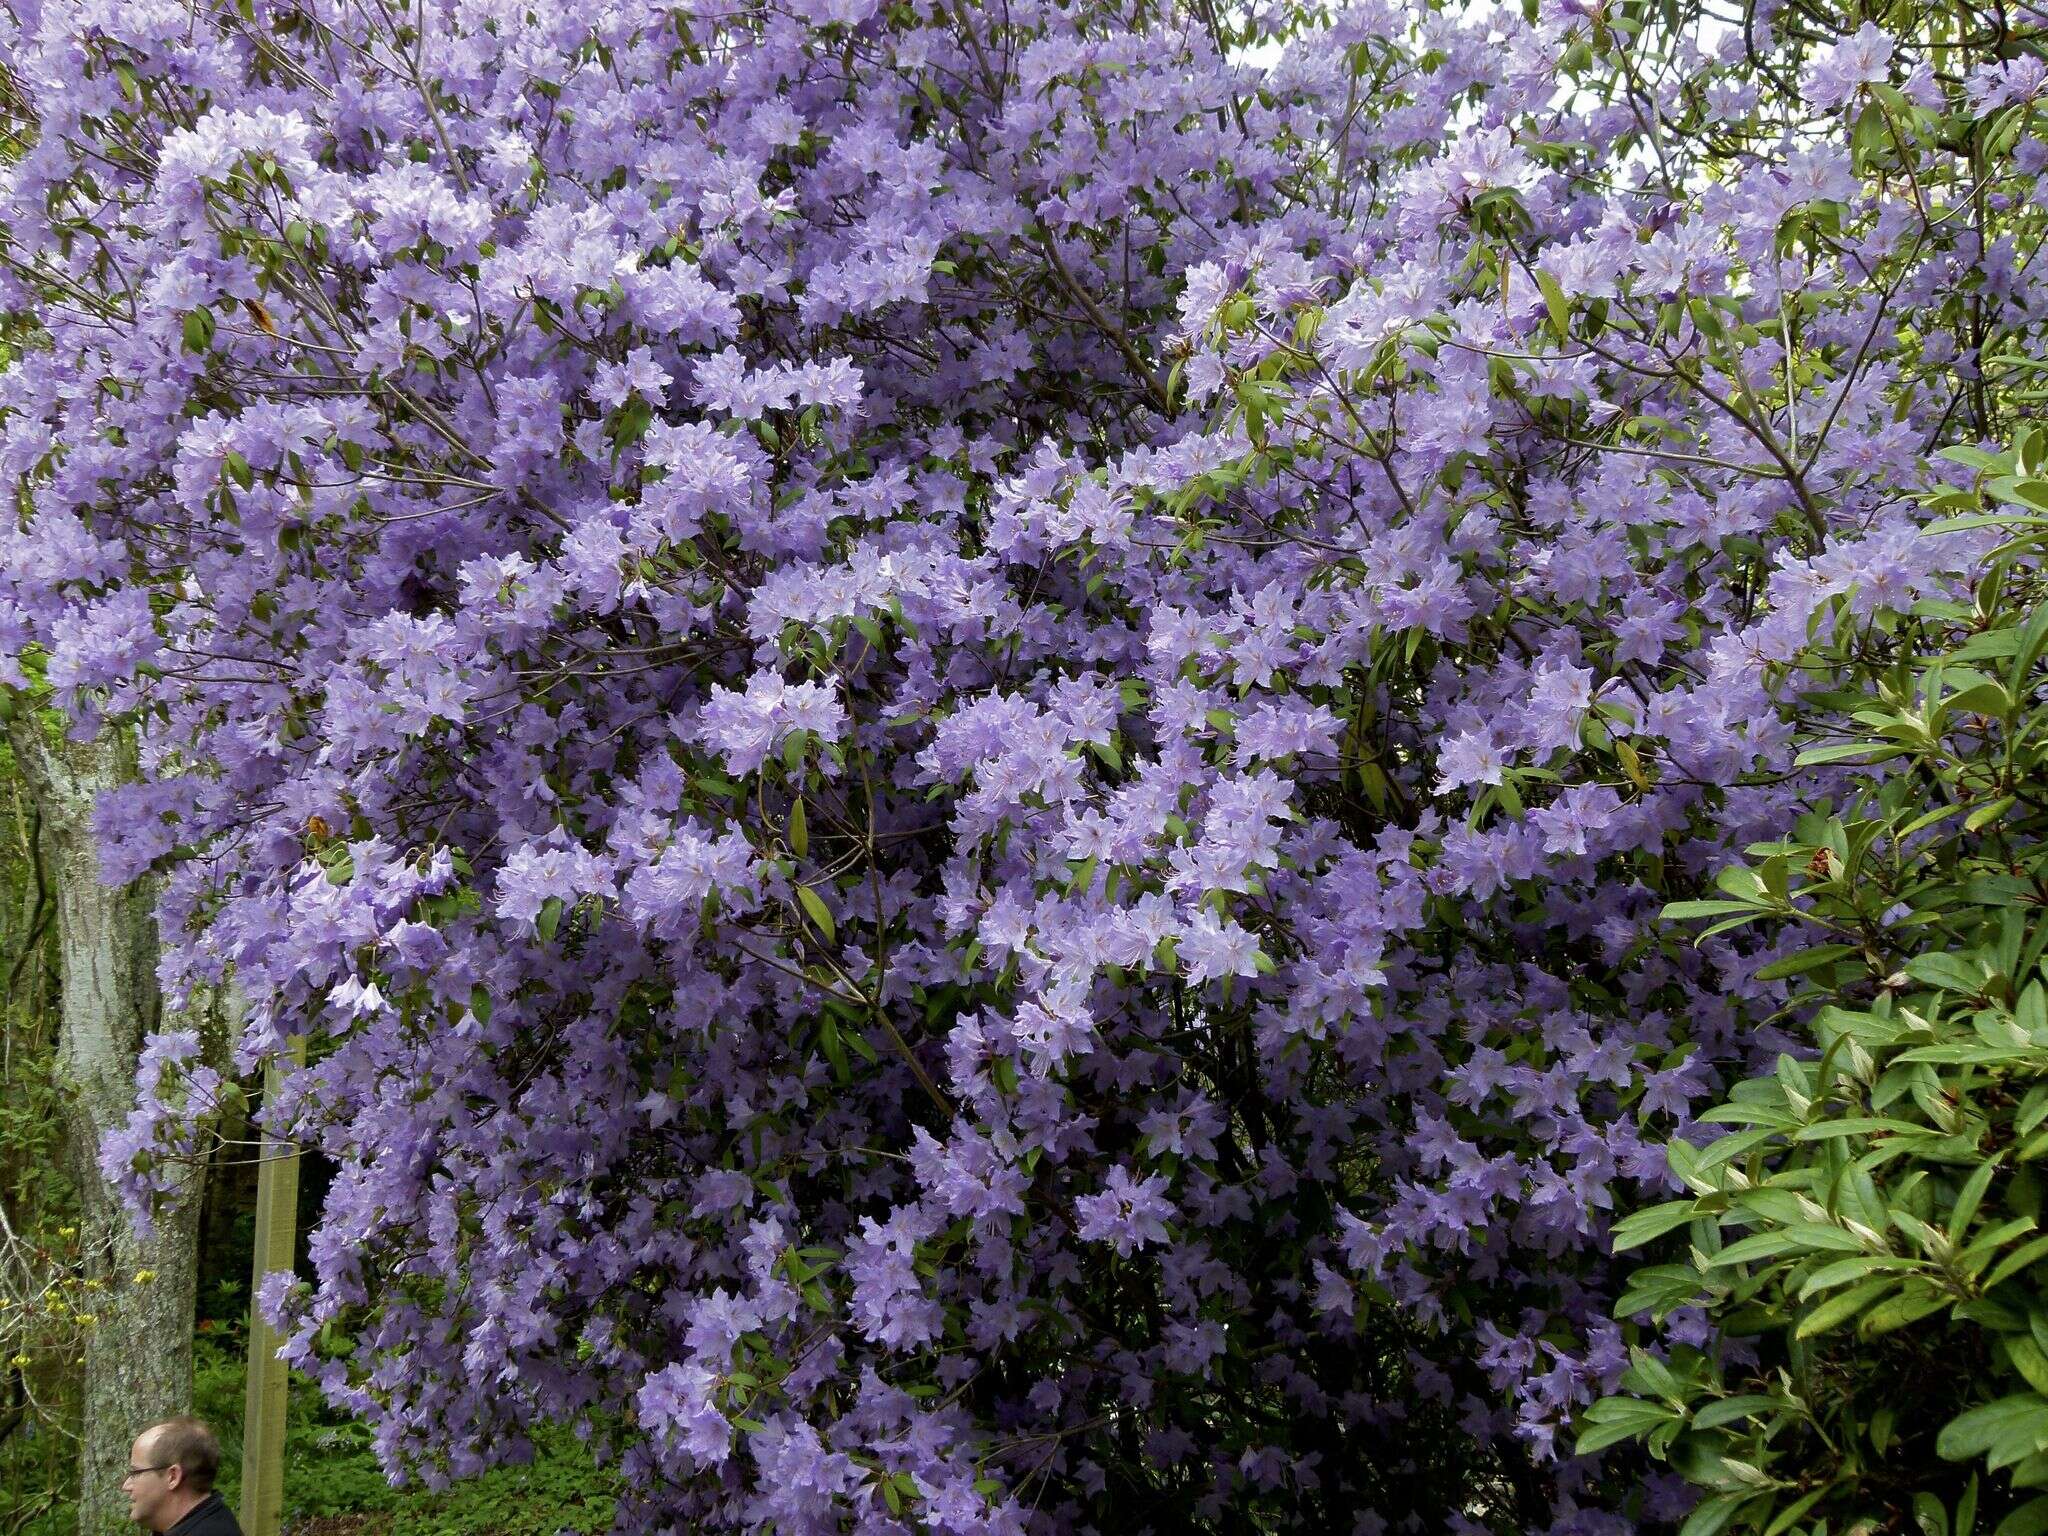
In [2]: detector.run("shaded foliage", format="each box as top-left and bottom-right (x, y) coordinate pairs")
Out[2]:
(1597, 435), (2048, 1534)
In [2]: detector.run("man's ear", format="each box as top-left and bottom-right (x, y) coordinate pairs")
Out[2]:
(163, 1463), (185, 1494)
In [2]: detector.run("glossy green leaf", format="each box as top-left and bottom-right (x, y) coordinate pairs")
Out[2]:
(1938, 1396), (2048, 1462)
(1689, 1394), (1784, 1430)
(1573, 1396), (1681, 1455)
(796, 884), (836, 944)
(1796, 1276), (1898, 1337)
(1996, 1497), (2048, 1536)
(1609, 1201), (1700, 1252)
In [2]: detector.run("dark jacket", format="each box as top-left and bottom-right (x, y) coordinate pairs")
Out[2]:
(166, 1492), (244, 1536)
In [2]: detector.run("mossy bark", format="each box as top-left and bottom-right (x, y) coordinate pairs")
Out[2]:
(7, 719), (209, 1536)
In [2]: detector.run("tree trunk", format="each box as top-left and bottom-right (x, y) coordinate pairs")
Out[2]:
(7, 719), (207, 1536)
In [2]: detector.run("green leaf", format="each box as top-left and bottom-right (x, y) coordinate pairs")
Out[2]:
(1941, 446), (2006, 472)
(1798, 1255), (1917, 1297)
(1796, 1276), (1898, 1337)
(2011, 1449), (2048, 1487)
(788, 797), (808, 859)
(1763, 1488), (1829, 1536)
(1755, 944), (1858, 981)
(1711, 1223), (1864, 1266)
(1534, 267), (1572, 337)
(1946, 680), (2015, 719)
(818, 1015), (848, 1082)
(183, 306), (216, 353)
(1960, 1218), (2039, 1271)
(608, 395), (654, 452)
(1968, 795), (2018, 832)
(1963, 1472), (1983, 1532)
(1622, 1348), (1687, 1402)
(1861, 1286), (1951, 1335)
(796, 884), (836, 944)
(2011, 1338), (2048, 1398)
(2012, 605), (2048, 691)
(1927, 512), (2048, 535)
(1987, 1235), (2048, 1292)
(1896, 1042), (2023, 1065)
(1708, 1231), (1800, 1267)
(1678, 1491), (1754, 1536)
(1908, 953), (1988, 995)
(1664, 1138), (1709, 1193)
(1614, 1263), (1710, 1320)
(1995, 479), (2048, 515)
(1953, 1158), (2003, 1239)
(1938, 1396), (2048, 1462)
(1609, 1202), (1700, 1252)
(1950, 630), (2025, 662)
(1689, 1394), (1781, 1430)
(1794, 1116), (1935, 1141)
(1996, 1497), (2048, 1536)
(535, 895), (563, 943)
(1662, 900), (1763, 922)
(1573, 1396), (1680, 1455)
(1795, 741), (1905, 765)
(1716, 865), (1769, 902)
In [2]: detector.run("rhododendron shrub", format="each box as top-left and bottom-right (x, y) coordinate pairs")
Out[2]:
(1, 0), (2044, 1529)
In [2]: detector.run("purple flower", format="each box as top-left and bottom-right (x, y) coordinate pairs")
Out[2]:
(1803, 23), (1893, 110)
(17, 0), (2023, 1525)
(1520, 659), (1596, 757)
(1075, 1166), (1176, 1256)
(1531, 782), (1621, 858)
(1175, 911), (1264, 983)
(694, 672), (848, 776)
(1435, 729), (1508, 794)
(638, 1362), (733, 1470)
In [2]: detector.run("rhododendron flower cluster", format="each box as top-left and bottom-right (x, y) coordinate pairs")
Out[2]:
(1, 0), (2042, 1529)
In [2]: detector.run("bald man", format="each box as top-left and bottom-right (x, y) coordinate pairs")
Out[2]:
(122, 1418), (244, 1535)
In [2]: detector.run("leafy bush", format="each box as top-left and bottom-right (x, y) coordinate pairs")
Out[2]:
(7, 0), (2048, 1528)
(1588, 439), (2048, 1534)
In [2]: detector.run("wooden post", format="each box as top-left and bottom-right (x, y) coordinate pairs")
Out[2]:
(239, 1036), (305, 1536)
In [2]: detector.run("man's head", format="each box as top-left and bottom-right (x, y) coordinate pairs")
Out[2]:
(124, 1417), (219, 1531)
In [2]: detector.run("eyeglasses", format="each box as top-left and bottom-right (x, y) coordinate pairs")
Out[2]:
(121, 1463), (173, 1483)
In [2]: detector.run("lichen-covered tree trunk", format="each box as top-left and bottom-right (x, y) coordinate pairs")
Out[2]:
(6, 719), (205, 1536)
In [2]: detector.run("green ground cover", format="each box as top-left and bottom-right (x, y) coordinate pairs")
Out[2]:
(3, 1328), (616, 1536)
